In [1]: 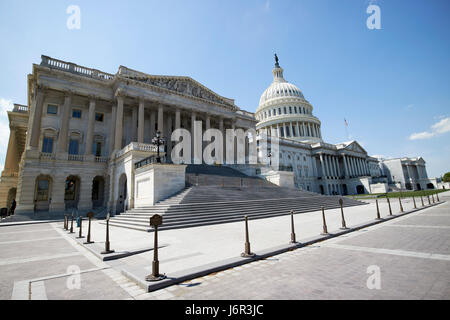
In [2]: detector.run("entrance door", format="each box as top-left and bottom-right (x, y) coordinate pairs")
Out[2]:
(35, 176), (51, 211)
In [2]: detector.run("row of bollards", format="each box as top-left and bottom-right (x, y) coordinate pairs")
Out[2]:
(240, 191), (444, 259)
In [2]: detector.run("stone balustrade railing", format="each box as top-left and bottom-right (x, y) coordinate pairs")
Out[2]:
(41, 55), (114, 81)
(12, 104), (29, 113)
(40, 152), (56, 160)
(68, 154), (84, 161)
(95, 156), (108, 163)
(116, 142), (159, 158)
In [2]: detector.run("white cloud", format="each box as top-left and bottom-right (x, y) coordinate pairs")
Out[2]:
(409, 117), (450, 140)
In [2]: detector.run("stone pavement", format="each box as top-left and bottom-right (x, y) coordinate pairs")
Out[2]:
(0, 191), (448, 299)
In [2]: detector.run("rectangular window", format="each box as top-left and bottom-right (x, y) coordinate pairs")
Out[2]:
(95, 113), (104, 122)
(68, 139), (79, 155)
(289, 107), (292, 114)
(72, 109), (82, 118)
(294, 106), (297, 113)
(42, 137), (53, 153)
(278, 108), (281, 115)
(280, 127), (284, 137)
(284, 107), (287, 114)
(286, 126), (290, 137)
(47, 104), (58, 115)
(93, 142), (102, 156)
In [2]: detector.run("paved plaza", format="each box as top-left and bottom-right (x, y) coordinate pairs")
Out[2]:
(0, 192), (449, 300)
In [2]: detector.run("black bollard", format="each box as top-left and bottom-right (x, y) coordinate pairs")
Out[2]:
(427, 195), (431, 205)
(412, 196), (417, 209)
(64, 215), (67, 230)
(241, 216), (256, 257)
(321, 206), (328, 235)
(290, 210), (296, 244)
(146, 214), (166, 281)
(77, 216), (84, 239)
(101, 213), (115, 254)
(432, 193), (435, 203)
(84, 212), (94, 244)
(399, 197), (404, 213)
(436, 192), (440, 202)
(69, 211), (74, 233)
(387, 197), (392, 216)
(421, 195), (424, 207)
(375, 199), (381, 220)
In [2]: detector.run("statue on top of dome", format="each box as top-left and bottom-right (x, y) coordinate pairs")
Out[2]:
(274, 53), (280, 68)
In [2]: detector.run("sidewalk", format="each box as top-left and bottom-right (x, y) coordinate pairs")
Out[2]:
(62, 191), (448, 291)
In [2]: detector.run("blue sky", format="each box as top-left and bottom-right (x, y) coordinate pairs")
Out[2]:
(0, 0), (449, 177)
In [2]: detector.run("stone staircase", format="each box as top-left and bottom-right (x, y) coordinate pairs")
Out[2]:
(105, 165), (366, 232)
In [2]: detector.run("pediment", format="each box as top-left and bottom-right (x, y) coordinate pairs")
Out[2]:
(338, 141), (367, 155)
(118, 66), (236, 109)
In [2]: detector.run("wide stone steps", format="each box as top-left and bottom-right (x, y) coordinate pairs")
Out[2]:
(106, 196), (365, 232)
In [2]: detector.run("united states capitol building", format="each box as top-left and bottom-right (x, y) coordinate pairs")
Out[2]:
(0, 55), (439, 214)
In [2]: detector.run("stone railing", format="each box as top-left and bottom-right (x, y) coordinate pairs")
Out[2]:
(68, 154), (84, 161)
(40, 152), (56, 160)
(12, 104), (29, 113)
(116, 142), (159, 158)
(40, 55), (114, 81)
(95, 156), (108, 163)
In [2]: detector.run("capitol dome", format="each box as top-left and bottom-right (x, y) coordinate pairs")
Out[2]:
(255, 55), (322, 144)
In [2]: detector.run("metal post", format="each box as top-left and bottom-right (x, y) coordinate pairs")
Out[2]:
(101, 215), (114, 254)
(84, 214), (94, 244)
(375, 199), (381, 220)
(290, 210), (296, 244)
(412, 196), (417, 209)
(387, 197), (392, 216)
(321, 206), (328, 235)
(399, 197), (403, 213)
(146, 214), (165, 281)
(436, 192), (440, 202)
(241, 216), (255, 257)
(432, 193), (435, 203)
(427, 195), (431, 205)
(64, 215), (67, 230)
(69, 211), (74, 233)
(421, 195), (424, 207)
(339, 199), (348, 229)
(77, 216), (84, 238)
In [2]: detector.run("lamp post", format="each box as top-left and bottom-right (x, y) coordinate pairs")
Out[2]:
(152, 131), (165, 163)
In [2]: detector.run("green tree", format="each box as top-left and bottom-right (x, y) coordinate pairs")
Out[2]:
(443, 172), (450, 182)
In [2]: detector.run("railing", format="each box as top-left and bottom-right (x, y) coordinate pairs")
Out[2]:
(135, 155), (167, 169)
(41, 55), (114, 81)
(12, 104), (29, 113)
(95, 156), (108, 163)
(116, 142), (159, 159)
(40, 152), (55, 160)
(68, 154), (84, 161)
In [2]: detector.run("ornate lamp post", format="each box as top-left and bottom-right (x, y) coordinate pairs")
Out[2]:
(152, 131), (165, 163)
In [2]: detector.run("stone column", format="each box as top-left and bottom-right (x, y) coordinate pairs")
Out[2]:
(3, 128), (19, 174)
(167, 113), (173, 159)
(319, 154), (325, 178)
(175, 109), (181, 130)
(150, 109), (156, 140)
(296, 122), (300, 137)
(109, 105), (116, 156)
(191, 112), (196, 163)
(56, 92), (72, 154)
(336, 157), (342, 177)
(114, 96), (124, 151)
(29, 88), (46, 149)
(219, 117), (224, 163)
(157, 105), (164, 134)
(85, 98), (96, 157)
(342, 155), (349, 178)
(333, 156), (338, 177)
(131, 105), (137, 142)
(78, 176), (93, 210)
(137, 99), (145, 143)
(49, 175), (66, 212)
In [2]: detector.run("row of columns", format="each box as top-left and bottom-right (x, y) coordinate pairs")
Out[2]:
(318, 153), (370, 179)
(262, 121), (321, 139)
